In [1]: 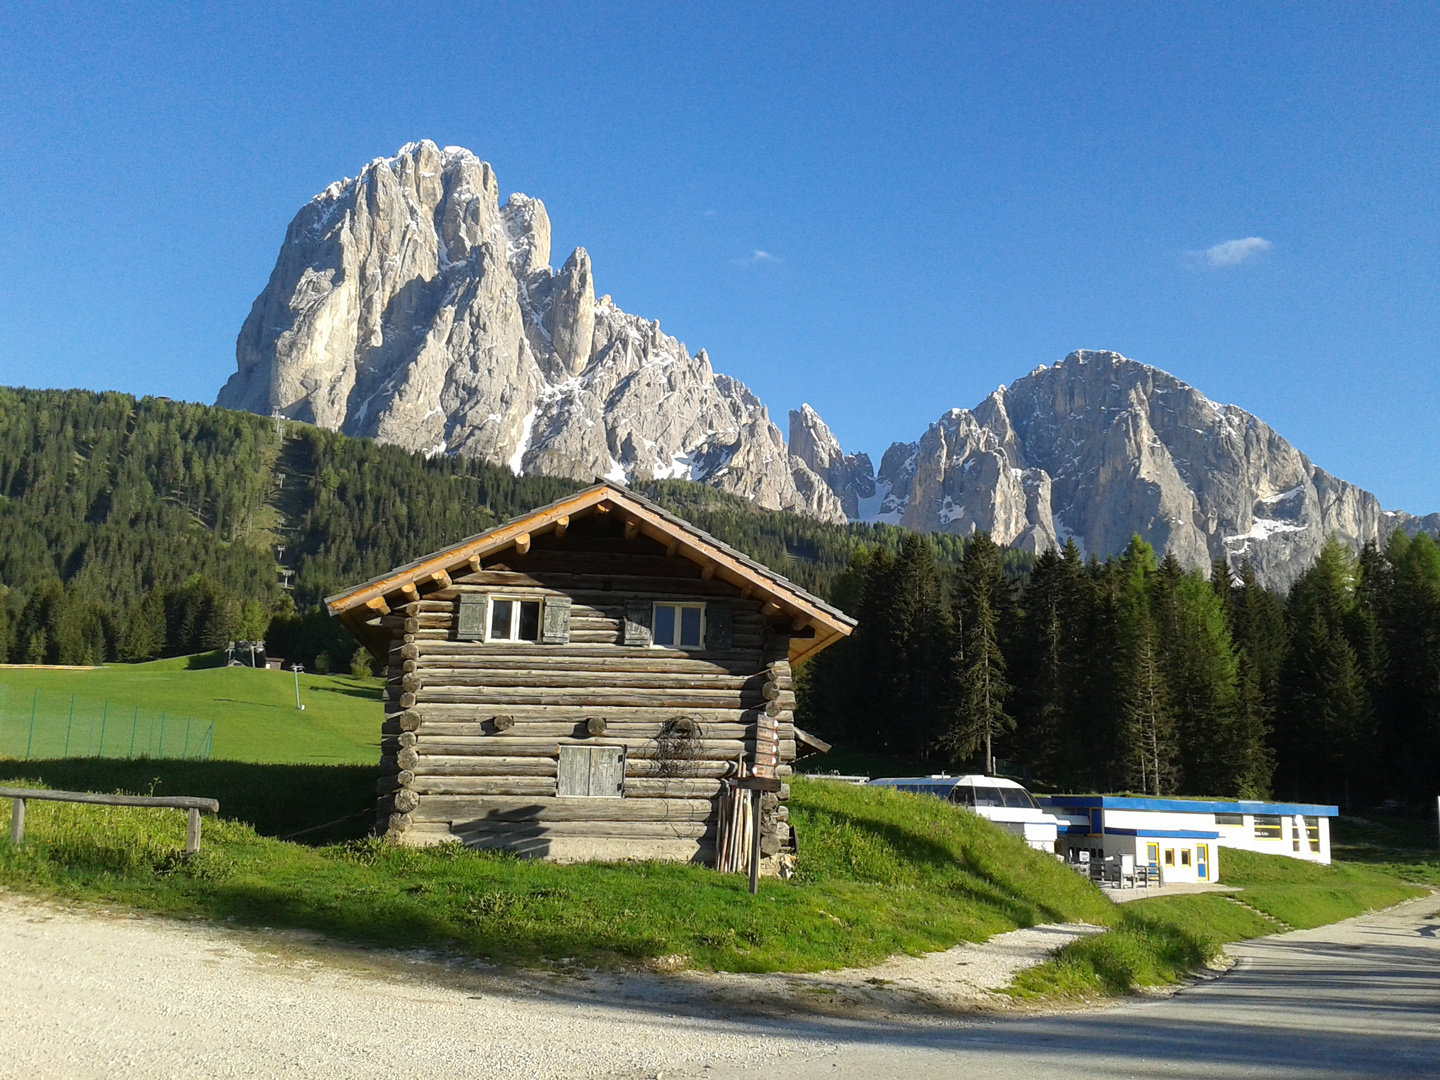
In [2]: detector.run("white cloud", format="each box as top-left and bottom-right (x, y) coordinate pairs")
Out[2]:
(730, 249), (779, 267)
(1192, 236), (1273, 268)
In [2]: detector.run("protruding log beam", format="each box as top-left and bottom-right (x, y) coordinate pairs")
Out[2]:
(467, 555), (482, 573)
(490, 714), (515, 732)
(761, 600), (782, 617)
(427, 569), (452, 590)
(666, 539), (680, 558)
(586, 716), (608, 737)
(594, 503), (611, 514)
(514, 533), (531, 555)
(790, 614), (810, 632)
(739, 584), (755, 600)
(553, 515), (570, 538)
(398, 582), (419, 601)
(623, 519), (640, 541)
(365, 596), (391, 616)
(700, 563), (716, 581)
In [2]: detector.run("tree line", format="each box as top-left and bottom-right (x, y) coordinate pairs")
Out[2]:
(0, 388), (981, 672)
(798, 529), (1440, 807)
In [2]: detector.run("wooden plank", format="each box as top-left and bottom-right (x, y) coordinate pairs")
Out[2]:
(0, 787), (219, 813)
(409, 653), (764, 676)
(389, 704), (766, 724)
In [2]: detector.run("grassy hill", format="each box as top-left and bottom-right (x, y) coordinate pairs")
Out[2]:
(0, 766), (1426, 987)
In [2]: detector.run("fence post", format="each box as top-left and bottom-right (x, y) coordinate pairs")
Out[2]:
(63, 694), (75, 756)
(99, 701), (108, 757)
(186, 807), (202, 853)
(25, 690), (37, 761)
(9, 798), (23, 845)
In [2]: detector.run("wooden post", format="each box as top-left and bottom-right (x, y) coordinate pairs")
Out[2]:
(748, 788), (763, 895)
(186, 807), (202, 854)
(9, 797), (23, 845)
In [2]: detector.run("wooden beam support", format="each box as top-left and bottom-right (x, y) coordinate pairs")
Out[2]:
(364, 596), (391, 617)
(623, 519), (640, 541)
(761, 600), (782, 617)
(427, 569), (452, 591)
(398, 582), (419, 601)
(514, 533), (531, 556)
(739, 584), (755, 601)
(467, 555), (482, 573)
(665, 539), (680, 558)
(700, 563), (716, 581)
(553, 515), (570, 538)
(791, 614), (810, 632)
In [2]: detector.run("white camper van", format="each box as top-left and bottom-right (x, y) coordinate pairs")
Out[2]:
(869, 775), (1061, 851)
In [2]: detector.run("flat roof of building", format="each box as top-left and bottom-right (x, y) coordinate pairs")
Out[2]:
(1038, 795), (1338, 818)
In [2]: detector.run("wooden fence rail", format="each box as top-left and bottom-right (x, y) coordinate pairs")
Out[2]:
(0, 787), (220, 854)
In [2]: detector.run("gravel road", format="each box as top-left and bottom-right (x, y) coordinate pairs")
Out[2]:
(0, 892), (1087, 1079)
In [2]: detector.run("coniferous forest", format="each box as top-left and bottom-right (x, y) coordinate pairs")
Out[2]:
(1, 386), (1436, 807)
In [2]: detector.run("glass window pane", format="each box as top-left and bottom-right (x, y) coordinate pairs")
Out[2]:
(653, 605), (676, 646)
(680, 606), (702, 647)
(1000, 787), (1034, 808)
(517, 601), (541, 641)
(972, 786), (1004, 807)
(490, 599), (513, 639)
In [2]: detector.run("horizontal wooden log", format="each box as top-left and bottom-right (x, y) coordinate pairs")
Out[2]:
(410, 688), (780, 709)
(406, 671), (770, 691)
(409, 720), (786, 740)
(387, 703), (766, 724)
(408, 641), (764, 662)
(624, 778), (724, 799)
(409, 654), (767, 676)
(422, 820), (717, 841)
(413, 756), (559, 777)
(410, 795), (717, 823)
(411, 736), (797, 760)
(408, 777), (557, 797)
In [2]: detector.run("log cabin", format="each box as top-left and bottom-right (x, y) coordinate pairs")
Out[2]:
(325, 482), (855, 869)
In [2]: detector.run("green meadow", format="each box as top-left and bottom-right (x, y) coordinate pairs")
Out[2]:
(0, 658), (1430, 993)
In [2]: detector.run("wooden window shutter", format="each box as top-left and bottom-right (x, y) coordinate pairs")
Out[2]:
(558, 745), (625, 797)
(456, 593), (487, 640)
(704, 602), (732, 650)
(591, 745), (626, 797)
(540, 596), (571, 644)
(622, 600), (652, 646)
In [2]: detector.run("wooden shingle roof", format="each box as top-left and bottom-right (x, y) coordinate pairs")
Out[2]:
(325, 482), (855, 665)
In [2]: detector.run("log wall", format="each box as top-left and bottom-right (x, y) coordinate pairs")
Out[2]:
(370, 521), (797, 864)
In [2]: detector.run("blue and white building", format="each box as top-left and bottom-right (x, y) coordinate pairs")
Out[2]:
(1038, 796), (1340, 884)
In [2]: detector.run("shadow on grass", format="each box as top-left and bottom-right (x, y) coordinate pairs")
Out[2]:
(308, 683), (383, 701)
(0, 758), (375, 843)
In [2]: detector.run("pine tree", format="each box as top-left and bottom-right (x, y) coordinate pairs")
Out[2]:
(1220, 560), (1281, 798)
(1114, 537), (1179, 795)
(1012, 540), (1088, 785)
(942, 532), (1013, 772)
(1277, 538), (1373, 805)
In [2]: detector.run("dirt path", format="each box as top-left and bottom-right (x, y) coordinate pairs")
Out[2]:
(0, 891), (1095, 1079)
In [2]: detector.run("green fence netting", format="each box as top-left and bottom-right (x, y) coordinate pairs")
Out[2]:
(0, 684), (214, 761)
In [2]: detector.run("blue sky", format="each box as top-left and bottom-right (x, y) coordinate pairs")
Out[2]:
(1, 3), (1437, 511)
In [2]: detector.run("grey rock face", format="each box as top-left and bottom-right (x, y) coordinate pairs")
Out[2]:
(815, 350), (1426, 590)
(219, 141), (845, 524)
(788, 404), (874, 519)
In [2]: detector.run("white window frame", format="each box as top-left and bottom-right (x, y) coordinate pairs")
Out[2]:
(651, 602), (706, 650)
(485, 595), (546, 643)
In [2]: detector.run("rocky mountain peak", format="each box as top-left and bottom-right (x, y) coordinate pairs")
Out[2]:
(218, 140), (844, 523)
(803, 348), (1431, 589)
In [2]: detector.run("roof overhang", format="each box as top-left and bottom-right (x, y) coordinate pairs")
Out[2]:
(324, 483), (856, 665)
